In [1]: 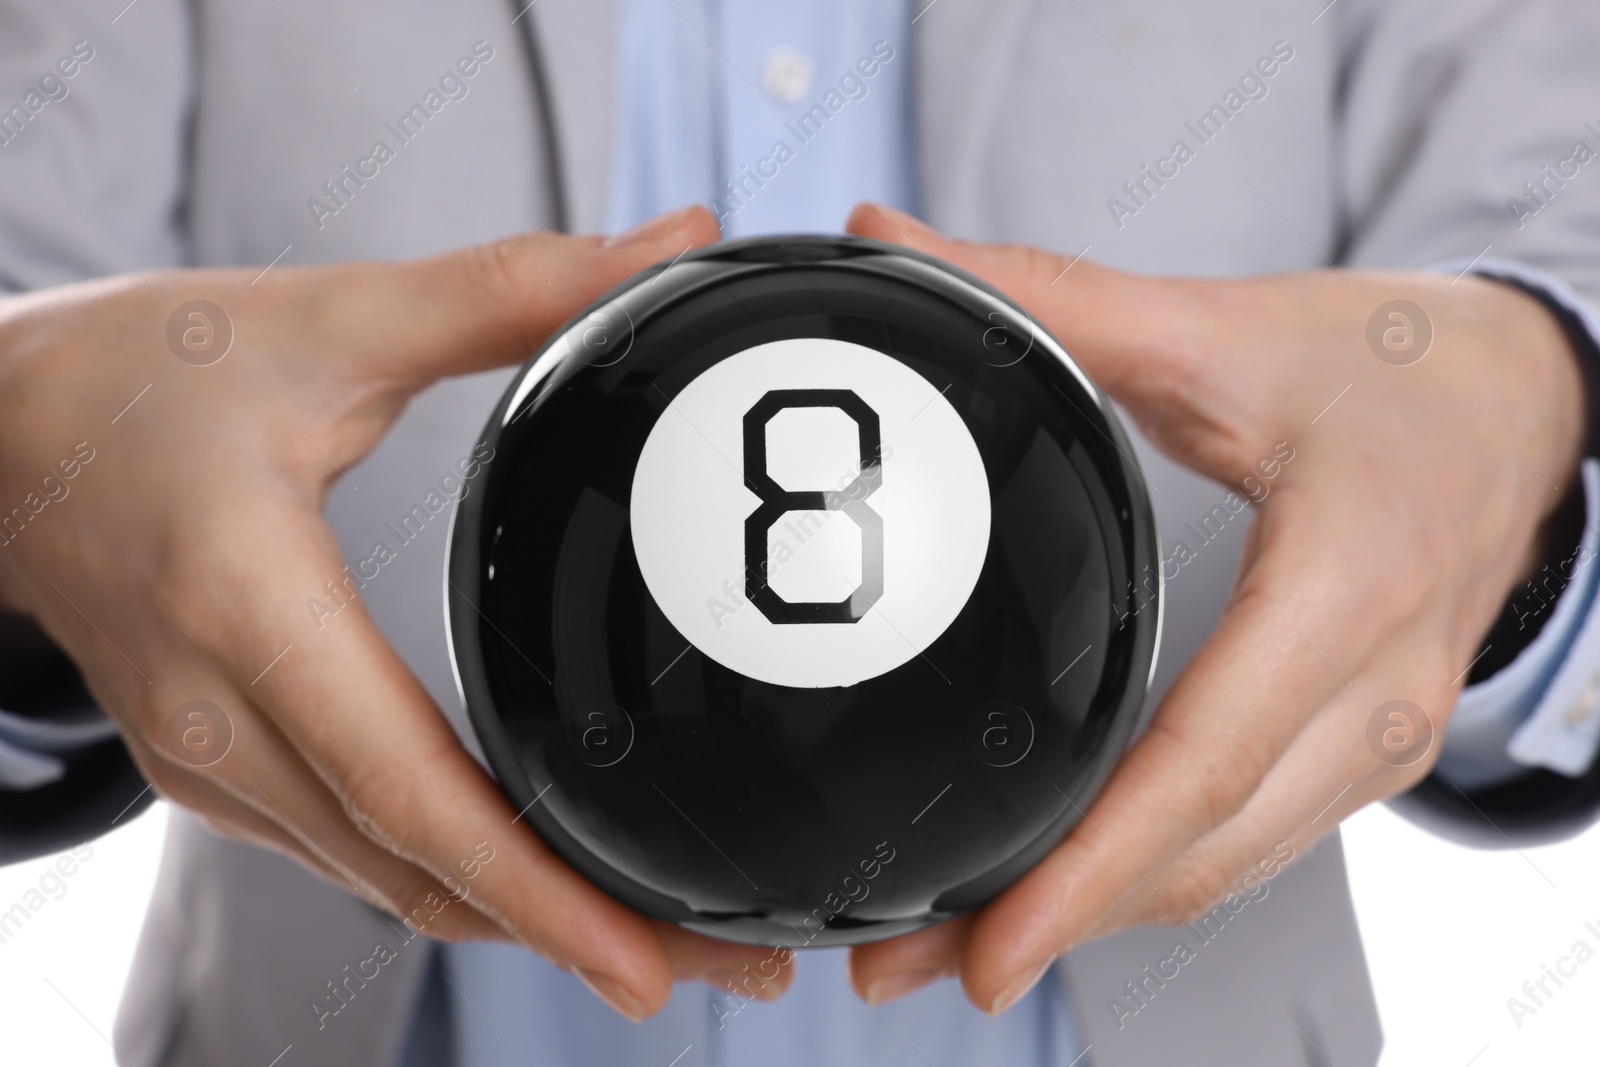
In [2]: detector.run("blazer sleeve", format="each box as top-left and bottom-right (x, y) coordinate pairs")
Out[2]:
(1326, 0), (1600, 844)
(0, 618), (156, 865)
(1331, 0), (1600, 299)
(0, 0), (193, 863)
(0, 0), (192, 288)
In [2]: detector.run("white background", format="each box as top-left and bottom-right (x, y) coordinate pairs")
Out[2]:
(3, 799), (1600, 1065)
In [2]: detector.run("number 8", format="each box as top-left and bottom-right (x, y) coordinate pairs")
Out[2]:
(743, 389), (883, 624)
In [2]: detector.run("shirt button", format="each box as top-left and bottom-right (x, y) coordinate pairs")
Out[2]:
(762, 46), (815, 103)
(1565, 673), (1600, 726)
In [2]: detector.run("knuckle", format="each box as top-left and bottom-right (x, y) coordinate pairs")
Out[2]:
(120, 689), (173, 743)
(1145, 718), (1267, 834)
(384, 870), (456, 932)
(468, 237), (548, 312)
(1017, 244), (1069, 292)
(1152, 859), (1238, 927)
(335, 738), (460, 862)
(337, 760), (416, 855)
(1200, 742), (1273, 827)
(1138, 290), (1212, 392)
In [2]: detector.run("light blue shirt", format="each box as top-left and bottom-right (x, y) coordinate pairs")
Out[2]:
(441, 4), (1085, 1065)
(604, 0), (918, 238)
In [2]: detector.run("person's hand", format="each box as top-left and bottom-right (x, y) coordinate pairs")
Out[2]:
(0, 205), (794, 1019)
(843, 205), (1586, 1013)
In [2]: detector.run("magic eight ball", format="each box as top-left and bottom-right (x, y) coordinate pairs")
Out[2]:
(446, 236), (1160, 947)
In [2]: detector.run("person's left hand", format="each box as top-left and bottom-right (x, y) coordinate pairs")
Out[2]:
(841, 205), (1587, 1013)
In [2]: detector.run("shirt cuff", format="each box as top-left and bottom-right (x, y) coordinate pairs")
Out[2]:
(0, 736), (68, 790)
(0, 702), (118, 791)
(1436, 460), (1600, 788)
(1434, 257), (1600, 789)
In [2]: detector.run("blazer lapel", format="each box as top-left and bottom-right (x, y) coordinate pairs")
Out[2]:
(912, 0), (1034, 235)
(525, 0), (620, 234)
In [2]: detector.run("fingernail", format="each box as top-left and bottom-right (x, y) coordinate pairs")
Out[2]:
(863, 968), (942, 1005)
(707, 968), (783, 1002)
(602, 206), (695, 249)
(986, 958), (1053, 1016)
(573, 967), (646, 1022)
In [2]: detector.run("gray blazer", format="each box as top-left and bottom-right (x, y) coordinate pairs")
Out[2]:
(2, 0), (1596, 1063)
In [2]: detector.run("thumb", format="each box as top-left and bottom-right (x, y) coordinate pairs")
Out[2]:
(320, 204), (720, 391)
(844, 203), (1207, 406)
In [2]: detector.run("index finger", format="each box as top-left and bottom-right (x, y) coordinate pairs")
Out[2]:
(273, 206), (721, 392)
(843, 204), (1202, 402)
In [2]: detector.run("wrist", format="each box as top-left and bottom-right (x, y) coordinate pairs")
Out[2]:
(1455, 271), (1597, 683)
(1476, 277), (1588, 579)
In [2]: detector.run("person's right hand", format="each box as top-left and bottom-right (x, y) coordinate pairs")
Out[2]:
(0, 206), (792, 1019)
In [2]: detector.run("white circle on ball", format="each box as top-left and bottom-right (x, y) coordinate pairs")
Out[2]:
(630, 338), (991, 688)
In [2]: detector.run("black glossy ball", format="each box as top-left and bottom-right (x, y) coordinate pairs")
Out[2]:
(447, 236), (1159, 947)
